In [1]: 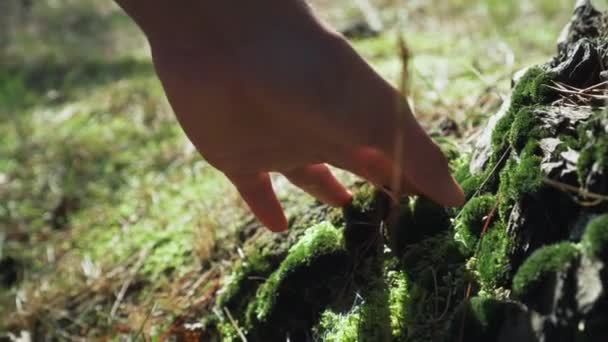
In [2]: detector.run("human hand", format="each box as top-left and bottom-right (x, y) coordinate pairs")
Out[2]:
(129, 1), (465, 232)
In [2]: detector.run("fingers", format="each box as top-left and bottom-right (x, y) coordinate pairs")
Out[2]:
(333, 144), (464, 207)
(283, 164), (353, 207)
(396, 123), (465, 207)
(226, 172), (288, 232)
(316, 61), (463, 205)
(342, 147), (419, 196)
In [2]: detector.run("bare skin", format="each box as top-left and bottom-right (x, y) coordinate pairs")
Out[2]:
(114, 0), (465, 232)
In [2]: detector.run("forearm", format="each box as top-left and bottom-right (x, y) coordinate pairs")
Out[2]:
(114, 0), (333, 49)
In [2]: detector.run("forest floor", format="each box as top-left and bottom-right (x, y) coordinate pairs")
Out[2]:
(0, 0), (586, 340)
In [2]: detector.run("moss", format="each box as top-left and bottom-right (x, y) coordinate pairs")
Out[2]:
(434, 136), (462, 166)
(328, 206), (346, 228)
(316, 258), (409, 341)
(245, 222), (351, 340)
(452, 156), (489, 200)
(357, 280), (394, 342)
(454, 195), (498, 254)
(491, 67), (557, 157)
(508, 108), (546, 152)
(387, 196), (451, 257)
(217, 321), (244, 342)
(349, 182), (378, 215)
(454, 156), (472, 183)
(497, 153), (543, 221)
(386, 197), (414, 257)
(401, 232), (465, 280)
(510, 67), (558, 108)
(216, 251), (276, 321)
(461, 174), (486, 200)
(444, 297), (520, 342)
(491, 108), (517, 156)
(385, 267), (409, 339)
(317, 309), (361, 342)
(343, 184), (388, 257)
(476, 221), (512, 291)
(577, 135), (608, 184)
(411, 197), (452, 236)
(512, 242), (580, 300)
(581, 214), (608, 261)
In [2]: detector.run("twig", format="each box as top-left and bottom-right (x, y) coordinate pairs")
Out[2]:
(186, 267), (217, 299)
(110, 246), (151, 320)
(224, 307), (247, 342)
(134, 301), (157, 342)
(543, 178), (608, 205)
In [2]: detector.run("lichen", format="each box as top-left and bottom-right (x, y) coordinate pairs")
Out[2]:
(512, 242), (580, 300)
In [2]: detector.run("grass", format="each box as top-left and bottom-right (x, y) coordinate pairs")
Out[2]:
(0, 0), (587, 339)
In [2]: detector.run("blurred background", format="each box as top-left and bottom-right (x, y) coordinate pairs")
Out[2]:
(0, 0), (604, 339)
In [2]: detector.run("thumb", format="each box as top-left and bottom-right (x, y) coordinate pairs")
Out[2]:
(226, 172), (288, 232)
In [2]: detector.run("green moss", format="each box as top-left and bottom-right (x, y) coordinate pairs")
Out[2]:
(245, 222), (351, 340)
(476, 221), (512, 291)
(216, 251), (276, 320)
(445, 297), (520, 342)
(491, 67), (557, 157)
(454, 156), (472, 183)
(316, 258), (409, 341)
(317, 309), (361, 342)
(387, 196), (451, 257)
(508, 108), (545, 152)
(386, 198), (415, 256)
(497, 153), (543, 221)
(349, 182), (378, 214)
(411, 197), (452, 236)
(577, 136), (608, 184)
(510, 67), (557, 108)
(434, 136), (462, 166)
(461, 175), (482, 199)
(217, 321), (244, 342)
(491, 108), (517, 156)
(512, 242), (580, 300)
(357, 281), (393, 342)
(385, 268), (409, 339)
(343, 184), (388, 257)
(581, 214), (608, 261)
(451, 156), (493, 200)
(454, 195), (498, 254)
